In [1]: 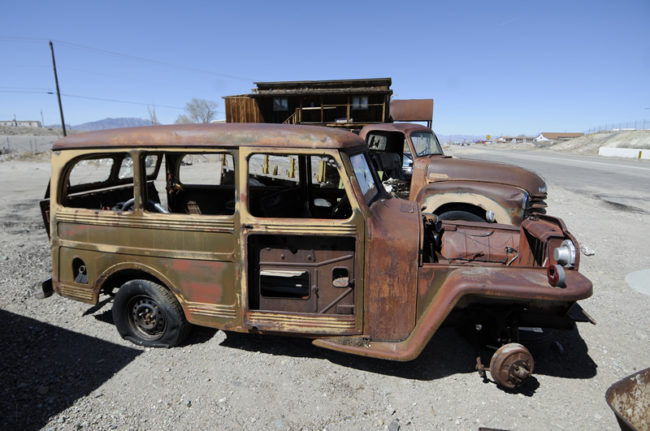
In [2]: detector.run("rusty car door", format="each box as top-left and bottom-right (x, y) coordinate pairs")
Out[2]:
(239, 148), (365, 335)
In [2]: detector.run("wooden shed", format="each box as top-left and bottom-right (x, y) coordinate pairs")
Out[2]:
(224, 78), (393, 130)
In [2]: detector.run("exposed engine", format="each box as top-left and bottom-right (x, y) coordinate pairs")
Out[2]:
(422, 213), (578, 271)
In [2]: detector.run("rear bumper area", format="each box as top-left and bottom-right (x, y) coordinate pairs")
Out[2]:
(313, 267), (592, 361)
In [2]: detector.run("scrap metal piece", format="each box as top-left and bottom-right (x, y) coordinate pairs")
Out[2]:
(489, 343), (534, 389)
(606, 367), (650, 431)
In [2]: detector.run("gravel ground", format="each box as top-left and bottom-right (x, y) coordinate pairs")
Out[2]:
(0, 158), (648, 431)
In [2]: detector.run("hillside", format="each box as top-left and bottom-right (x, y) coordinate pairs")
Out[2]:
(73, 117), (152, 131)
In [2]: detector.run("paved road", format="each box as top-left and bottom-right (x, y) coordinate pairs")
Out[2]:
(450, 147), (650, 214)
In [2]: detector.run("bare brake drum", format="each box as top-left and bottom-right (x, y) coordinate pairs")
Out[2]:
(480, 343), (535, 389)
(490, 343), (535, 388)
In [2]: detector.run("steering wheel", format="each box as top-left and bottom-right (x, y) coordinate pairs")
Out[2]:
(113, 198), (168, 213)
(113, 198), (135, 211)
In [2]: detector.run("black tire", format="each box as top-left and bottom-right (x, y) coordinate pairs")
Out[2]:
(437, 210), (484, 222)
(112, 279), (190, 347)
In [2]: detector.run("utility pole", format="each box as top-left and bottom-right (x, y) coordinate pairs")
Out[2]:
(49, 41), (66, 136)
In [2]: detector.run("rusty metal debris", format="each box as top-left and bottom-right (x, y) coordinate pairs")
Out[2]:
(606, 367), (650, 431)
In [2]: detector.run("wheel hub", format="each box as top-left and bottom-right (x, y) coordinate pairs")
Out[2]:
(129, 297), (166, 339)
(489, 343), (534, 389)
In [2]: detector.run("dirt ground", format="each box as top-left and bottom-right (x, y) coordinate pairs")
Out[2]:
(0, 155), (649, 431)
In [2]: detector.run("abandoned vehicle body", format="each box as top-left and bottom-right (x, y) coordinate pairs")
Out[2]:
(359, 123), (548, 225)
(42, 124), (592, 388)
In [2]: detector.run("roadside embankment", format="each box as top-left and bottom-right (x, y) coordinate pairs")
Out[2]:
(550, 130), (650, 156)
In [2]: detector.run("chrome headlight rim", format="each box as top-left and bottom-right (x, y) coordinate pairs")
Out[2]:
(553, 239), (576, 268)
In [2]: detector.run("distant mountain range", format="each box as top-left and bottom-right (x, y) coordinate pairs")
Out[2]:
(71, 117), (152, 131)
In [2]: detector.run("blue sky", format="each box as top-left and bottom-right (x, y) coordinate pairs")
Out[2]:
(1, 0), (649, 136)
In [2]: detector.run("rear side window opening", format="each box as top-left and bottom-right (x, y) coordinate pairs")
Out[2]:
(62, 153), (134, 211)
(61, 151), (237, 217)
(143, 151), (236, 216)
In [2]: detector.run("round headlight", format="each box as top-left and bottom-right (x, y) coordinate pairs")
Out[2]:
(553, 239), (576, 268)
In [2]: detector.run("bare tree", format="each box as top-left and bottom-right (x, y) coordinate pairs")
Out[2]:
(147, 105), (159, 125)
(175, 98), (218, 124)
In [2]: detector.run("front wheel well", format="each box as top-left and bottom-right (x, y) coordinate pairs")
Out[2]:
(434, 203), (486, 220)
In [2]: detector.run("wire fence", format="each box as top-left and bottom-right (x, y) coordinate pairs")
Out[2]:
(1, 135), (58, 154)
(586, 119), (650, 134)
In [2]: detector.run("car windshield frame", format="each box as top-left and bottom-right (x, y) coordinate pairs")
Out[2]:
(410, 131), (443, 157)
(349, 152), (381, 206)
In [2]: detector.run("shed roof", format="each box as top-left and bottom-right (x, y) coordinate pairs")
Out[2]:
(254, 77), (391, 89)
(52, 123), (366, 151)
(248, 87), (393, 97)
(223, 78), (393, 98)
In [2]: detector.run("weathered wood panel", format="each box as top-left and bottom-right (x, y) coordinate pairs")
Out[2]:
(224, 96), (264, 123)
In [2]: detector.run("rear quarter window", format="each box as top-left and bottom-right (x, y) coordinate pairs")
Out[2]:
(63, 153), (134, 211)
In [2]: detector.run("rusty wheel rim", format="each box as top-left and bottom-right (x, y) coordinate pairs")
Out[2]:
(127, 295), (166, 340)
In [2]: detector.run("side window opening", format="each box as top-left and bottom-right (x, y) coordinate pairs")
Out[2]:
(144, 152), (235, 216)
(63, 153), (134, 211)
(248, 153), (350, 219)
(367, 132), (405, 181)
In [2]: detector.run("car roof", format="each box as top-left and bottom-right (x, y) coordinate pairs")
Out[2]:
(53, 123), (366, 151)
(358, 122), (432, 140)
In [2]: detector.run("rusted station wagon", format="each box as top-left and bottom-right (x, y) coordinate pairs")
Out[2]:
(42, 123), (592, 388)
(359, 123), (548, 225)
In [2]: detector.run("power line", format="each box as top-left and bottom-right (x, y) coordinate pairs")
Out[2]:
(0, 89), (50, 94)
(0, 37), (254, 82)
(60, 93), (184, 110)
(0, 86), (52, 91)
(53, 39), (255, 82)
(0, 87), (184, 110)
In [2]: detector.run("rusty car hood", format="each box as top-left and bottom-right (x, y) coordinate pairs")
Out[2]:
(424, 157), (547, 195)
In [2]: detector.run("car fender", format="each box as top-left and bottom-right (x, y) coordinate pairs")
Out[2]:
(416, 182), (528, 224)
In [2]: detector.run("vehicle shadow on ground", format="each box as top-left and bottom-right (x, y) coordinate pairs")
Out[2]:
(85, 298), (597, 388)
(218, 324), (596, 390)
(219, 327), (487, 380)
(527, 326), (598, 379)
(0, 309), (142, 431)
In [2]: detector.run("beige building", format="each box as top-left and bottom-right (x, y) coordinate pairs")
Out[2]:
(0, 120), (42, 128)
(535, 132), (584, 142)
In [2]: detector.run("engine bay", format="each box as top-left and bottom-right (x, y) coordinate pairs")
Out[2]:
(422, 214), (573, 269)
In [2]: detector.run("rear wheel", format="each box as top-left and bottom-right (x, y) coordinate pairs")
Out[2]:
(113, 279), (190, 347)
(437, 210), (484, 222)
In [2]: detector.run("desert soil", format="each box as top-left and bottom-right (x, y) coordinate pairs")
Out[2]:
(0, 154), (648, 431)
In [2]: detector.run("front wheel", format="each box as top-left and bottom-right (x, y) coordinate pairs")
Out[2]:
(113, 279), (190, 347)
